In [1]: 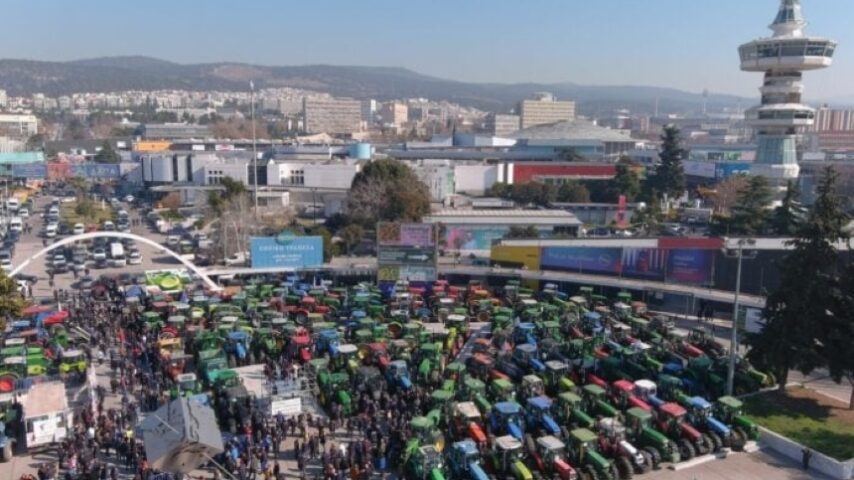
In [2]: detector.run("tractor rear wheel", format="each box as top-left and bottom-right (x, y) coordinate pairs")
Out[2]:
(679, 439), (696, 460)
(609, 463), (620, 480)
(637, 450), (653, 474)
(709, 431), (723, 452)
(615, 455), (633, 479)
(586, 465), (600, 480)
(731, 428), (747, 452)
(642, 446), (661, 469)
(697, 434), (712, 455)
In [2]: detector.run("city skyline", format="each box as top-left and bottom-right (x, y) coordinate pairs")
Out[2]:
(0, 0), (851, 100)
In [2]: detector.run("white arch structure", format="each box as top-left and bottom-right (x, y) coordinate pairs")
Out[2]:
(11, 232), (222, 291)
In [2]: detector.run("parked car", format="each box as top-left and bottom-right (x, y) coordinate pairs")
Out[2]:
(73, 223), (85, 235)
(128, 251), (142, 265)
(224, 251), (249, 266)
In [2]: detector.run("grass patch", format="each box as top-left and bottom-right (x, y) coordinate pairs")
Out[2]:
(744, 386), (854, 460)
(60, 201), (114, 227)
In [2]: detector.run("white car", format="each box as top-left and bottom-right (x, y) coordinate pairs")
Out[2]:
(165, 235), (181, 248)
(73, 223), (85, 235)
(128, 251), (142, 265)
(92, 248), (107, 261)
(124, 195), (135, 203)
(224, 251), (249, 266)
(18, 208), (29, 219)
(0, 258), (12, 273)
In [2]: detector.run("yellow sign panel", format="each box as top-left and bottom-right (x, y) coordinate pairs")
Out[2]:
(134, 141), (172, 152)
(377, 266), (400, 282)
(490, 245), (541, 270)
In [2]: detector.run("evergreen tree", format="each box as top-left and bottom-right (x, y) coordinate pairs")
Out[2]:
(606, 158), (641, 203)
(748, 167), (850, 390)
(557, 181), (591, 203)
(769, 180), (806, 236)
(93, 140), (121, 164)
(728, 175), (772, 235)
(504, 225), (539, 239)
(829, 264), (854, 409)
(0, 271), (26, 332)
(347, 159), (430, 225)
(647, 125), (686, 200)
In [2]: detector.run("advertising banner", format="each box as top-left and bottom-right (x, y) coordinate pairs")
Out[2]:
(378, 247), (435, 265)
(666, 248), (714, 284)
(540, 247), (622, 274)
(378, 223), (435, 247)
(250, 236), (323, 269)
(11, 163), (47, 178)
(71, 163), (121, 178)
(47, 162), (72, 180)
(621, 248), (667, 280)
(446, 226), (509, 251)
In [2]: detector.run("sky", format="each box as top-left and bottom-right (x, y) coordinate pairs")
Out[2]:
(2, 0), (852, 99)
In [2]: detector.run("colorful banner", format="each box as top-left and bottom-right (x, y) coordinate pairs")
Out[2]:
(621, 248), (667, 280)
(666, 248), (714, 284)
(250, 236), (323, 269)
(11, 163), (47, 178)
(446, 226), (509, 251)
(378, 223), (435, 247)
(540, 247), (622, 274)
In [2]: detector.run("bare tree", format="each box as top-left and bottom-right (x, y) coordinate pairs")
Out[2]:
(712, 175), (748, 214)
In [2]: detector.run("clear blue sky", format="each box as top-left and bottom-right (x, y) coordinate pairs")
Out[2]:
(2, 0), (851, 99)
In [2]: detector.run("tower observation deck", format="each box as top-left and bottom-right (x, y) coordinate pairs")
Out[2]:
(738, 0), (836, 183)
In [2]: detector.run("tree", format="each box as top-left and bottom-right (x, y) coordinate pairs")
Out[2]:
(25, 133), (46, 151)
(606, 159), (642, 203)
(338, 224), (365, 255)
(208, 177), (247, 216)
(647, 125), (686, 200)
(94, 141), (121, 164)
(630, 196), (664, 235)
(727, 175), (772, 235)
(748, 167), (850, 391)
(0, 271), (26, 332)
(308, 226), (339, 262)
(829, 264), (854, 409)
(510, 182), (554, 207)
(557, 147), (585, 162)
(504, 225), (539, 239)
(557, 181), (591, 203)
(769, 180), (806, 236)
(711, 175), (749, 214)
(347, 159), (430, 226)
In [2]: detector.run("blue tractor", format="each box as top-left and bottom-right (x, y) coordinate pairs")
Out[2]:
(512, 344), (546, 374)
(513, 323), (538, 346)
(315, 329), (340, 357)
(447, 440), (490, 480)
(685, 396), (731, 452)
(489, 401), (525, 440)
(225, 331), (251, 366)
(386, 359), (414, 391)
(524, 396), (561, 436)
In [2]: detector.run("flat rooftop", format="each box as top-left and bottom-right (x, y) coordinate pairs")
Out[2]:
(424, 209), (581, 226)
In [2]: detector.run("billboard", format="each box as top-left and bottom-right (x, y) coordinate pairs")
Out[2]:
(666, 248), (714, 284)
(249, 236), (323, 269)
(71, 163), (121, 178)
(377, 223), (438, 282)
(11, 163), (47, 178)
(540, 247), (622, 274)
(621, 248), (667, 280)
(446, 226), (509, 251)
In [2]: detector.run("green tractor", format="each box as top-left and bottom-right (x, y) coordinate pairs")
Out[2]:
(555, 392), (595, 431)
(714, 396), (759, 449)
(485, 435), (533, 480)
(0, 392), (20, 462)
(565, 428), (616, 480)
(57, 349), (87, 374)
(405, 445), (446, 480)
(461, 377), (491, 415)
(404, 416), (446, 468)
(543, 360), (576, 395)
(581, 384), (621, 420)
(415, 343), (445, 386)
(171, 373), (202, 398)
(623, 407), (679, 467)
(317, 371), (352, 415)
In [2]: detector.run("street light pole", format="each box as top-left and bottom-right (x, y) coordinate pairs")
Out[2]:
(727, 243), (744, 396)
(251, 80), (258, 219)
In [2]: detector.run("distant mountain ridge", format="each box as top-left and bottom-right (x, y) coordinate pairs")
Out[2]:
(0, 55), (752, 114)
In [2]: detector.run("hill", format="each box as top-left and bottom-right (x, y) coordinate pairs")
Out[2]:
(0, 56), (750, 114)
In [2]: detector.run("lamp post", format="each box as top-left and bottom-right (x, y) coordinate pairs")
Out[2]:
(250, 80), (258, 219)
(723, 237), (757, 396)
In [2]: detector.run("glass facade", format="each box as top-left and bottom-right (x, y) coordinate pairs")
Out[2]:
(740, 39), (835, 62)
(755, 136), (798, 166)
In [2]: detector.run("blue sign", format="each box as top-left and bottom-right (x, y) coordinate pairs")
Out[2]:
(715, 162), (751, 179)
(250, 236), (323, 269)
(71, 163), (121, 178)
(666, 249), (714, 284)
(11, 163), (47, 178)
(540, 247), (623, 274)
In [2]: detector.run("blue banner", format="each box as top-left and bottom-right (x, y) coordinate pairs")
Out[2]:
(11, 163), (47, 178)
(71, 163), (121, 178)
(666, 249), (714, 284)
(621, 248), (667, 280)
(250, 236), (323, 269)
(540, 247), (622, 274)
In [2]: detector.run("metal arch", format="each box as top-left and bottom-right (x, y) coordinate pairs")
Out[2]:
(10, 232), (222, 291)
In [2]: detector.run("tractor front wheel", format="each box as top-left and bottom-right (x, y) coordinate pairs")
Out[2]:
(615, 455), (633, 479)
(642, 446), (661, 469)
(697, 435), (712, 455)
(637, 450), (653, 474)
(678, 439), (696, 461)
(709, 432), (723, 452)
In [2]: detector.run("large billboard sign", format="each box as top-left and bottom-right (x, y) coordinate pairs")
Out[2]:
(445, 226), (509, 251)
(666, 248), (714, 284)
(11, 163), (47, 178)
(377, 223), (438, 282)
(540, 247), (622, 274)
(250, 236), (323, 269)
(621, 248), (667, 280)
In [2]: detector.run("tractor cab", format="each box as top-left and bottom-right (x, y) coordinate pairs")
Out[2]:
(411, 416), (445, 452)
(555, 392), (592, 428)
(316, 329), (340, 357)
(174, 373), (200, 397)
(613, 302), (631, 321)
(58, 349), (87, 374)
(715, 396), (759, 444)
(611, 379), (651, 411)
(366, 342), (391, 369)
(536, 435), (577, 480)
(581, 312), (603, 335)
(520, 375), (545, 400)
(513, 323), (537, 345)
(386, 360), (413, 390)
(336, 344), (359, 371)
(490, 401), (524, 440)
(490, 435), (531, 480)
(581, 384), (620, 419)
(448, 440), (487, 479)
(525, 396), (560, 436)
(356, 366), (386, 399)
(565, 428), (612, 480)
(452, 401), (487, 445)
(490, 378), (516, 402)
(408, 445), (445, 480)
(632, 379), (659, 405)
(543, 360), (575, 394)
(538, 321), (562, 341)
(513, 343), (545, 373)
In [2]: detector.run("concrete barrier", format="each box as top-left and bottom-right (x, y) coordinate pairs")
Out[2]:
(759, 426), (854, 480)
